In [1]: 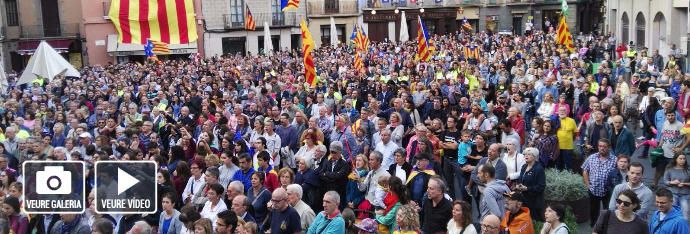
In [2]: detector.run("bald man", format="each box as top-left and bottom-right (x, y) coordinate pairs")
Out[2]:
(268, 188), (302, 234)
(608, 115), (635, 157)
(481, 214), (501, 234)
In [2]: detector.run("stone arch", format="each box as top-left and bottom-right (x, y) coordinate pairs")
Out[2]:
(621, 12), (629, 45)
(652, 12), (667, 52)
(635, 12), (646, 49)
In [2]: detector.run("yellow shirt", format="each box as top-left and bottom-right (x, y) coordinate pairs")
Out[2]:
(557, 117), (577, 149)
(392, 230), (417, 234)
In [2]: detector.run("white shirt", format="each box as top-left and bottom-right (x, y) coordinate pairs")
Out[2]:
(200, 200), (228, 230)
(262, 132), (282, 167)
(394, 164), (407, 182)
(502, 152), (526, 180)
(182, 175), (206, 204)
(375, 140), (399, 169)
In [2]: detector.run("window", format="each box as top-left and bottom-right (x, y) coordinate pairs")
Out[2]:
(5, 0), (18, 26)
(325, 0), (338, 14)
(271, 0), (284, 25)
(320, 24), (345, 46)
(230, 0), (244, 27)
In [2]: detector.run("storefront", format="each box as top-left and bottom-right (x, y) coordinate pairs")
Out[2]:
(106, 35), (198, 63)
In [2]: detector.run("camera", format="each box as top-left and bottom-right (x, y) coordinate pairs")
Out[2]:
(36, 166), (72, 194)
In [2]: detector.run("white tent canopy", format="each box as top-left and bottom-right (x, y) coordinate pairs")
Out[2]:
(263, 22), (274, 55)
(17, 41), (79, 85)
(400, 11), (409, 42)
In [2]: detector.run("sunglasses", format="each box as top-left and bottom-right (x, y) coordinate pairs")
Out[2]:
(616, 199), (632, 207)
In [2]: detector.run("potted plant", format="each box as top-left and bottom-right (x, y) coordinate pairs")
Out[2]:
(544, 168), (590, 223)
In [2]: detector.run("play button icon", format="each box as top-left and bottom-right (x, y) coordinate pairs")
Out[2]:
(94, 161), (157, 214)
(117, 168), (140, 195)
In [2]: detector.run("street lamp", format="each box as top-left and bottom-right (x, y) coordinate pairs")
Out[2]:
(418, 0), (424, 13)
(395, 8), (399, 14)
(420, 8), (425, 13)
(372, 9), (376, 15)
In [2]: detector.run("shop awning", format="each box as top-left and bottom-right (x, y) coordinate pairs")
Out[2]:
(106, 34), (198, 56)
(17, 39), (74, 55)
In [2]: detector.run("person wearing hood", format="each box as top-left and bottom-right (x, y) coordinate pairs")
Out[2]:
(648, 188), (690, 234)
(608, 162), (654, 220)
(478, 163), (511, 220)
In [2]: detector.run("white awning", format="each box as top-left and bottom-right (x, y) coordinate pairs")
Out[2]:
(106, 34), (198, 56)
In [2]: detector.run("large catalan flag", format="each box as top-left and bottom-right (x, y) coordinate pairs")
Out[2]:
(245, 5), (256, 31)
(354, 25), (369, 52)
(556, 16), (575, 52)
(416, 16), (431, 62)
(281, 0), (300, 11)
(300, 20), (317, 87)
(108, 0), (198, 45)
(354, 52), (363, 71)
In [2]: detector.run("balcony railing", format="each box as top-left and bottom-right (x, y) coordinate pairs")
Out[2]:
(308, 0), (358, 15)
(20, 23), (80, 38)
(224, 12), (304, 29)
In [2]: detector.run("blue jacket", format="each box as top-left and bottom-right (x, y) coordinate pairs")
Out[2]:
(306, 212), (345, 234)
(608, 127), (635, 156)
(649, 206), (690, 234)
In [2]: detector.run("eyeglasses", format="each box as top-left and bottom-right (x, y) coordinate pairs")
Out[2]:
(481, 224), (499, 231)
(616, 199), (632, 207)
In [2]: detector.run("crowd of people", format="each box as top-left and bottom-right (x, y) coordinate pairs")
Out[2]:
(0, 27), (690, 234)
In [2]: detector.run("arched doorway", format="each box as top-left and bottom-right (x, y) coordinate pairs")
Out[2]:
(621, 12), (629, 45)
(635, 12), (646, 49)
(652, 12), (667, 52)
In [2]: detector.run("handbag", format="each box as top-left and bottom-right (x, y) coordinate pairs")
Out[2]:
(650, 147), (665, 167)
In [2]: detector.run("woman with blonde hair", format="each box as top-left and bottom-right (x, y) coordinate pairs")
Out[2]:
(277, 167), (295, 189)
(388, 112), (405, 147)
(393, 204), (420, 234)
(347, 154), (369, 209)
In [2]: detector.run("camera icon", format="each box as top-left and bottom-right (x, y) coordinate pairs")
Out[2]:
(36, 166), (72, 194)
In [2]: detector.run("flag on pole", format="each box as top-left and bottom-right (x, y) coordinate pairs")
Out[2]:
(461, 17), (473, 32)
(281, 0), (300, 11)
(245, 5), (256, 30)
(354, 52), (363, 71)
(556, 16), (575, 52)
(355, 25), (369, 52)
(108, 0), (198, 44)
(145, 39), (170, 56)
(416, 16), (431, 62)
(300, 20), (317, 87)
(561, 0), (569, 16)
(350, 25), (358, 46)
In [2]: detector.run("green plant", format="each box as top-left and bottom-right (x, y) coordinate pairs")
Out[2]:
(532, 207), (579, 234)
(544, 168), (589, 201)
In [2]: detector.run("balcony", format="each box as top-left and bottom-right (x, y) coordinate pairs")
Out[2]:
(20, 23), (80, 38)
(223, 12), (304, 29)
(308, 0), (358, 15)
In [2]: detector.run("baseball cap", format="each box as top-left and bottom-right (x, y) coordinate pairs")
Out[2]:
(504, 191), (527, 203)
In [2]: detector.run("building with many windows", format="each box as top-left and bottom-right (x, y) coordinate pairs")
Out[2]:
(307, 0), (360, 49)
(605, 0), (688, 58)
(202, 0), (306, 56)
(0, 0), (84, 72)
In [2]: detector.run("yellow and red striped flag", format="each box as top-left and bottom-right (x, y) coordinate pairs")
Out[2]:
(556, 16), (575, 53)
(108, 0), (198, 45)
(245, 5), (256, 31)
(354, 52), (363, 71)
(416, 16), (431, 62)
(151, 40), (170, 54)
(300, 20), (317, 87)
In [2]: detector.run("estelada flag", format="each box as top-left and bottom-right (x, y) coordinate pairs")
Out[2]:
(109, 0), (198, 44)
(300, 20), (317, 87)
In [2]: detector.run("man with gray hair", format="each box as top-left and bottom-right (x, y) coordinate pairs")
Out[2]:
(313, 144), (327, 170)
(357, 150), (390, 209)
(1, 126), (18, 156)
(374, 129), (398, 169)
(226, 181), (244, 202)
(127, 221), (152, 234)
(287, 184), (315, 230)
(231, 195), (255, 223)
(317, 141), (351, 207)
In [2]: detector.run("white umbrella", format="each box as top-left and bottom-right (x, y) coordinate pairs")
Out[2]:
(399, 11), (409, 42)
(263, 22), (273, 55)
(330, 17), (338, 47)
(17, 41), (79, 85)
